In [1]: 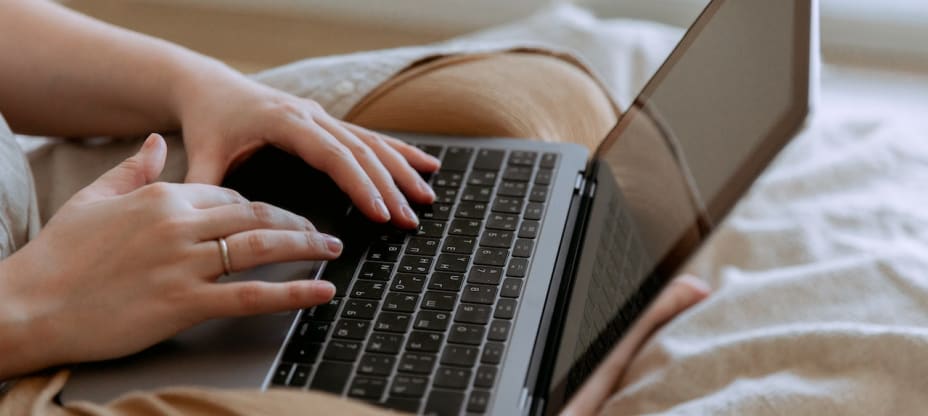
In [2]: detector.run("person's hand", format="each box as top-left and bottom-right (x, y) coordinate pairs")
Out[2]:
(0, 134), (341, 378)
(175, 69), (440, 229)
(561, 275), (710, 416)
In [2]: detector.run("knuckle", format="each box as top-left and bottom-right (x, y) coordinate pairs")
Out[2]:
(246, 232), (274, 257)
(320, 143), (354, 168)
(249, 202), (276, 226)
(236, 283), (263, 314)
(143, 182), (173, 199)
(346, 141), (375, 159)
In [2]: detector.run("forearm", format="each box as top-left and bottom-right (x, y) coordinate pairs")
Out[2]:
(0, 0), (241, 137)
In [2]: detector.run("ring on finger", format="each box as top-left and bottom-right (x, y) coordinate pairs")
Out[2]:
(217, 237), (232, 276)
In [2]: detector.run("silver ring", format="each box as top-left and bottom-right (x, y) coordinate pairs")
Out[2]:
(217, 237), (232, 276)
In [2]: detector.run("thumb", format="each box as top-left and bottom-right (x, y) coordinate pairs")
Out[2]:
(81, 134), (167, 200)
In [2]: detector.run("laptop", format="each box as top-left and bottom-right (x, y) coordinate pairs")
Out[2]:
(62, 0), (817, 414)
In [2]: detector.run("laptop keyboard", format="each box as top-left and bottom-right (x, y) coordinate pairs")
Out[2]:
(269, 144), (559, 415)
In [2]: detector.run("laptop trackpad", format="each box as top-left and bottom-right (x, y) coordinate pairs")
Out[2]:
(60, 261), (317, 404)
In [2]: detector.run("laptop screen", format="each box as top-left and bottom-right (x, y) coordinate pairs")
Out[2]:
(546, 0), (813, 407)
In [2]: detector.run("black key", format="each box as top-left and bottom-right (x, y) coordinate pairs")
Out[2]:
(481, 342), (505, 364)
(428, 272), (464, 292)
(398, 255), (432, 274)
(448, 324), (486, 345)
(417, 204), (452, 221)
(366, 332), (403, 354)
(512, 239), (534, 258)
(461, 186), (493, 203)
(442, 236), (476, 254)
(358, 262), (393, 281)
(295, 320), (331, 343)
(474, 248), (509, 267)
(508, 151), (538, 166)
(540, 152), (558, 168)
(421, 291), (457, 311)
(424, 390), (465, 416)
(495, 298), (517, 319)
(525, 202), (544, 220)
(488, 320), (512, 342)
(507, 258), (528, 278)
(486, 213), (518, 231)
(311, 297), (343, 321)
(461, 284), (498, 305)
(384, 396), (422, 413)
(480, 230), (514, 248)
(417, 221), (446, 238)
(434, 366), (473, 389)
(283, 342), (323, 364)
(440, 345), (479, 367)
(467, 169), (498, 186)
(501, 278), (524, 298)
(448, 219), (481, 236)
(374, 312), (412, 333)
(467, 390), (491, 413)
(383, 292), (419, 312)
(498, 181), (528, 197)
(288, 364), (311, 388)
(416, 144), (443, 158)
(390, 274), (426, 294)
(473, 149), (505, 170)
(502, 166), (533, 182)
(518, 220), (540, 239)
(455, 201), (488, 219)
(398, 352), (436, 374)
(271, 362), (293, 386)
(324, 340), (363, 362)
(342, 299), (378, 320)
(322, 258), (359, 296)
(474, 365), (498, 389)
(441, 147), (473, 172)
(406, 237), (439, 256)
(347, 376), (387, 400)
(468, 266), (503, 285)
(350, 280), (386, 300)
(534, 168), (553, 185)
(332, 319), (371, 340)
(310, 361), (352, 394)
(390, 374), (429, 398)
(375, 227), (407, 244)
(491, 197), (523, 214)
(455, 303), (492, 325)
(414, 310), (452, 331)
(358, 354), (396, 376)
(406, 331), (443, 352)
(433, 187), (459, 205)
(435, 253), (470, 273)
(529, 186), (549, 203)
(433, 171), (463, 188)
(366, 243), (401, 262)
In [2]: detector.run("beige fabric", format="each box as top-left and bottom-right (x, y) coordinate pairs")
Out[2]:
(0, 114), (40, 259)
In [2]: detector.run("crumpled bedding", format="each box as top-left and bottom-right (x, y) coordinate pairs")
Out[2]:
(20, 4), (928, 415)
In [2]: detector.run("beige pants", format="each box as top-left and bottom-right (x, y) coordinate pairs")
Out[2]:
(2, 52), (617, 415)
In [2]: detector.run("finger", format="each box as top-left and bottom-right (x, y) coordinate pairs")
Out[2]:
(199, 279), (336, 318)
(317, 116), (418, 229)
(344, 123), (436, 205)
(184, 141), (228, 185)
(194, 201), (316, 241)
(374, 130), (442, 173)
(76, 134), (167, 201)
(174, 183), (249, 209)
(198, 229), (342, 275)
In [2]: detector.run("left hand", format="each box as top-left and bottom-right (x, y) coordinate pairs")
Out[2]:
(175, 71), (440, 229)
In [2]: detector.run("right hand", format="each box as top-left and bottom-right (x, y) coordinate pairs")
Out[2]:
(0, 134), (340, 378)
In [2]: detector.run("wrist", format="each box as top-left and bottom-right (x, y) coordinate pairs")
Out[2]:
(167, 51), (249, 126)
(0, 253), (57, 379)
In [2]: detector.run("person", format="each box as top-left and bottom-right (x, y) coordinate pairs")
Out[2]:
(0, 1), (709, 414)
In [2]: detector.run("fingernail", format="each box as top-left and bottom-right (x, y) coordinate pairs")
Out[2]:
(402, 204), (419, 226)
(374, 197), (391, 221)
(315, 280), (336, 298)
(418, 181), (436, 201)
(322, 234), (342, 254)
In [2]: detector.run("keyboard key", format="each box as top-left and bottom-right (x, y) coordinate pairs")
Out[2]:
(435, 253), (470, 273)
(488, 320), (512, 342)
(417, 204), (452, 221)
(473, 149), (505, 170)
(467, 169), (498, 186)
(398, 255), (432, 274)
(428, 272), (464, 292)
(350, 280), (386, 300)
(498, 181), (528, 197)
(433, 187), (458, 205)
(518, 220), (540, 239)
(358, 354), (396, 377)
(414, 310), (451, 331)
(421, 291), (457, 311)
(366, 243), (401, 262)
(495, 298), (517, 319)
(323, 340), (362, 362)
(271, 362), (293, 386)
(283, 342), (323, 364)
(501, 278), (524, 298)
(406, 237), (439, 256)
(508, 151), (538, 166)
(449, 219), (481, 236)
(295, 320), (331, 343)
(474, 248), (509, 267)
(433, 171), (463, 188)
(474, 365), (498, 388)
(529, 186), (549, 203)
(358, 262), (393, 281)
(287, 365), (310, 387)
(366, 332), (403, 354)
(455, 201), (488, 219)
(502, 166), (533, 182)
(467, 390), (491, 413)
(440, 345), (479, 367)
(416, 144), (443, 158)
(448, 324), (486, 345)
(332, 319), (371, 340)
(382, 292), (419, 313)
(384, 396), (422, 413)
(321, 258), (359, 296)
(417, 221), (446, 238)
(434, 366), (472, 389)
(512, 239), (534, 258)
(455, 303), (492, 325)
(390, 274), (426, 294)
(461, 186), (492, 203)
(486, 213), (518, 231)
(461, 284), (498, 305)
(468, 266), (503, 285)
(480, 230), (514, 248)
(524, 203), (544, 220)
(342, 299), (378, 320)
(507, 258), (528, 278)
(441, 147), (473, 172)
(442, 236), (476, 254)
(534, 169), (553, 185)
(398, 352), (436, 374)
(390, 375), (428, 398)
(347, 376), (387, 400)
(481, 342), (505, 364)
(406, 331), (443, 352)
(425, 390), (465, 416)
(310, 298), (343, 321)
(374, 312), (412, 333)
(540, 152), (558, 168)
(310, 361), (353, 394)
(491, 197), (523, 214)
